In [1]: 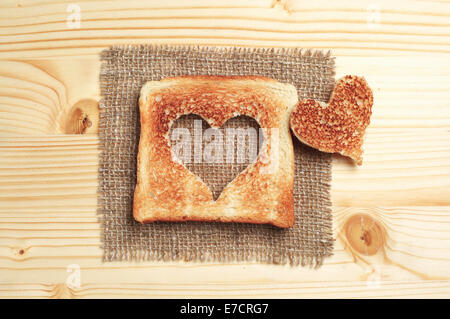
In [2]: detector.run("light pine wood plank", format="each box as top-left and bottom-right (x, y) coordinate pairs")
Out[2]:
(1, 204), (450, 276)
(0, 59), (100, 135)
(1, 281), (450, 298)
(0, 136), (449, 296)
(0, 131), (448, 207)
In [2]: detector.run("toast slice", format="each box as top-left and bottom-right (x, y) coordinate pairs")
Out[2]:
(290, 75), (373, 165)
(134, 76), (298, 228)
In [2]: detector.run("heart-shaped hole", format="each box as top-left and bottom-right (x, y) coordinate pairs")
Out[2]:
(169, 114), (264, 200)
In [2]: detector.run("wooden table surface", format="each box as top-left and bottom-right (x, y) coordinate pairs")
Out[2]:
(1, 0), (449, 298)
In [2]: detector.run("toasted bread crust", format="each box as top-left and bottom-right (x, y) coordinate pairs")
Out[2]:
(134, 76), (298, 228)
(290, 75), (373, 165)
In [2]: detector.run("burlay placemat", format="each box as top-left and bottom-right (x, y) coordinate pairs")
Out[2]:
(99, 45), (335, 267)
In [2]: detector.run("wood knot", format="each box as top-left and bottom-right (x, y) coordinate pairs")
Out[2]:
(64, 99), (99, 134)
(344, 214), (385, 256)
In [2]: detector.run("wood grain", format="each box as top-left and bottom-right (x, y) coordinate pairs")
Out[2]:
(0, 0), (450, 298)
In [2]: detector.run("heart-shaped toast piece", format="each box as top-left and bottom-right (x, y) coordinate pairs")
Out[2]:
(290, 75), (373, 165)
